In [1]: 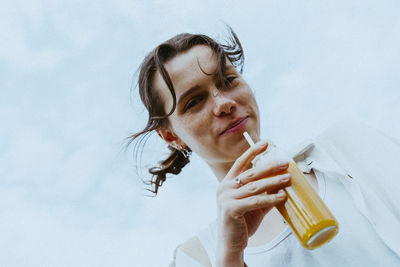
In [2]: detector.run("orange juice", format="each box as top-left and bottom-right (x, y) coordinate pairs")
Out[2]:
(253, 144), (338, 249)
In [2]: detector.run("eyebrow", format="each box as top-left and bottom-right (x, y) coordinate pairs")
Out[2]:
(177, 85), (201, 107)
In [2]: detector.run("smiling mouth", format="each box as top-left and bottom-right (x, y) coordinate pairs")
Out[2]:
(220, 117), (249, 135)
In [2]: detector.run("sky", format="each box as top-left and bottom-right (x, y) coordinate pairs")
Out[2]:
(1, 0), (399, 266)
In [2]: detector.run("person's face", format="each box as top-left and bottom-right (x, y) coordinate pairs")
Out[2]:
(154, 45), (260, 165)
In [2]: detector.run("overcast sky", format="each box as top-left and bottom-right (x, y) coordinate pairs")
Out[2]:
(1, 0), (400, 266)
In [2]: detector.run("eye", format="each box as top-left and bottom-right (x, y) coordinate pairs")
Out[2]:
(184, 95), (204, 112)
(224, 76), (237, 87)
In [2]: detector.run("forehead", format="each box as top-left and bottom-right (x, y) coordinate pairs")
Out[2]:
(153, 45), (218, 109)
(165, 45), (217, 81)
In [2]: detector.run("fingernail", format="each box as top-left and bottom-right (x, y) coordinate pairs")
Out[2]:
(279, 161), (289, 169)
(278, 189), (286, 197)
(280, 174), (290, 182)
(258, 140), (268, 147)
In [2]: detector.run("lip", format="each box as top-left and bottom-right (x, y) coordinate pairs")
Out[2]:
(220, 116), (249, 136)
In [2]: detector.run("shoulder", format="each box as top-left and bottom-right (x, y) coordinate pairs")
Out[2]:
(172, 236), (212, 267)
(313, 120), (400, 178)
(319, 120), (374, 140)
(317, 120), (399, 149)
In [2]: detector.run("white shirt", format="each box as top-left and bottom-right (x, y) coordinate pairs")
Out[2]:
(176, 164), (400, 266)
(242, 167), (400, 266)
(172, 122), (400, 266)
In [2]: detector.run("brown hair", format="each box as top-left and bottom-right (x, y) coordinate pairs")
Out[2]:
(128, 27), (244, 195)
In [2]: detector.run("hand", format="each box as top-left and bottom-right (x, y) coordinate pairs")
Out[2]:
(216, 141), (291, 266)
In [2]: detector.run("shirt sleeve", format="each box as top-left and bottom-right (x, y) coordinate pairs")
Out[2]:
(170, 246), (208, 267)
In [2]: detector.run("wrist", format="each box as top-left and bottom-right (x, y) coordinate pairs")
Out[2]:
(216, 247), (245, 267)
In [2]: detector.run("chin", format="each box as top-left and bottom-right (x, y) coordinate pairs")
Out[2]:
(244, 123), (260, 143)
(231, 137), (252, 158)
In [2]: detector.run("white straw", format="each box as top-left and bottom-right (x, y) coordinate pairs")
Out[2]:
(243, 131), (255, 147)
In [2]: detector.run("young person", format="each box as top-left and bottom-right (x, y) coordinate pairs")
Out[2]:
(129, 28), (400, 266)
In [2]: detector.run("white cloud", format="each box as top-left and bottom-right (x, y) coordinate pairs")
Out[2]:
(0, 1), (65, 70)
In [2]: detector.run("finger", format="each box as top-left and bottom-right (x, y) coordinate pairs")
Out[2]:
(227, 140), (269, 178)
(231, 190), (287, 218)
(232, 173), (291, 199)
(233, 161), (290, 187)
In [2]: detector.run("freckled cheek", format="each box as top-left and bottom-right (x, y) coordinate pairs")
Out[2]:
(192, 117), (209, 136)
(177, 116), (209, 141)
(237, 91), (258, 107)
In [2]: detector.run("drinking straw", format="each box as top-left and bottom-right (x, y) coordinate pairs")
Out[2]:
(243, 131), (255, 147)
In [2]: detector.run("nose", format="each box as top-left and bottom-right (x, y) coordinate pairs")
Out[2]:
(212, 91), (236, 116)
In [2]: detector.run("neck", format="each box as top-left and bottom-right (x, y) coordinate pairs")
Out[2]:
(206, 131), (261, 181)
(207, 160), (235, 182)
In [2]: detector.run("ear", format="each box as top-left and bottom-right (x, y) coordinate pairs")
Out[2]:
(156, 129), (185, 150)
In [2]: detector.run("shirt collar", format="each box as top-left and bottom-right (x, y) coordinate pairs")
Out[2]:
(286, 139), (347, 176)
(286, 139), (315, 161)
